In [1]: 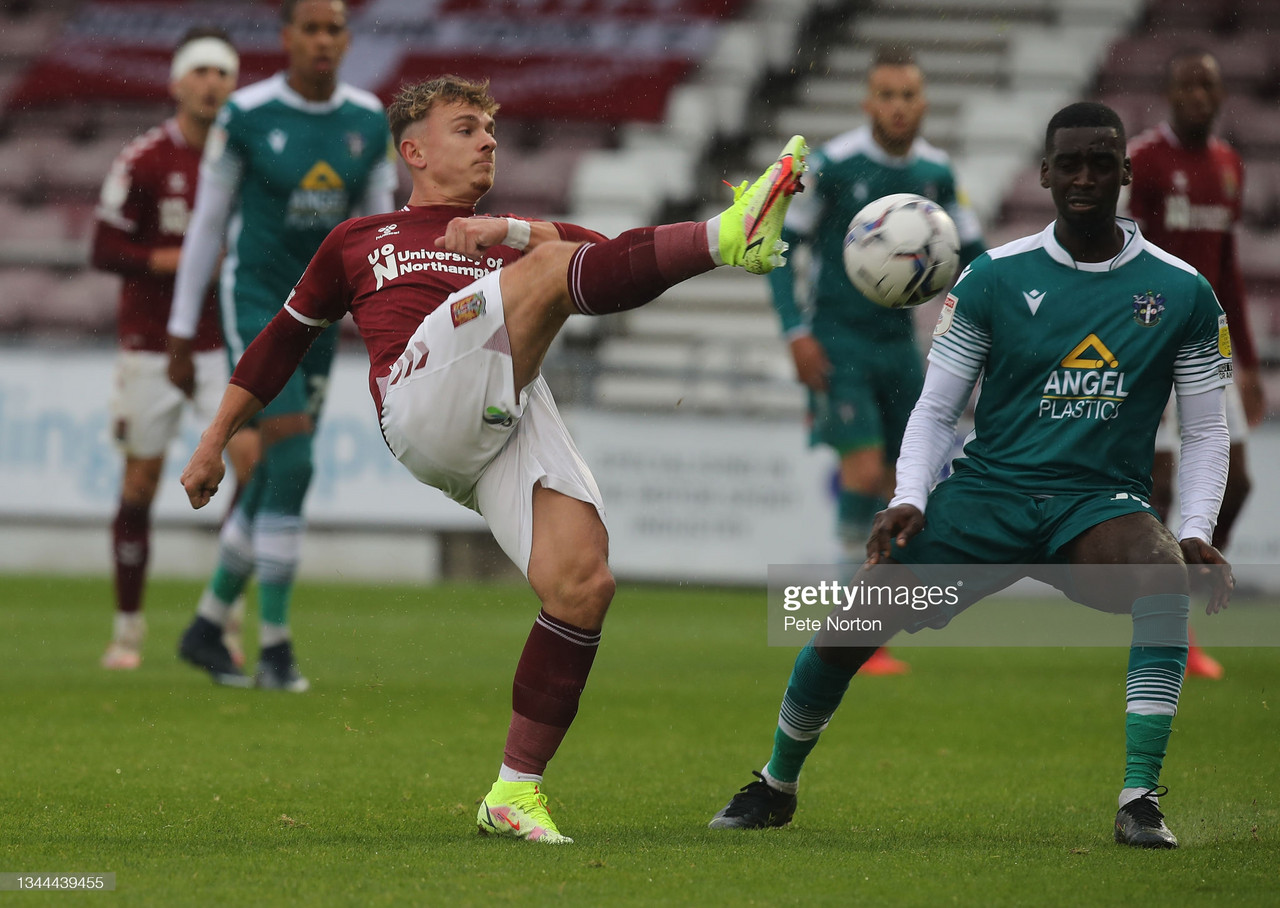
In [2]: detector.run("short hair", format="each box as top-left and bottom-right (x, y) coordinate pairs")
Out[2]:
(175, 25), (233, 53)
(281, 0), (345, 24)
(871, 45), (917, 70)
(386, 75), (500, 144)
(1164, 47), (1220, 86)
(1044, 101), (1126, 155)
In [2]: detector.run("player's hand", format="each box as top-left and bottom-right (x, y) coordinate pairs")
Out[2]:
(180, 439), (227, 510)
(867, 504), (924, 564)
(166, 335), (196, 398)
(436, 216), (507, 261)
(1236, 366), (1266, 427)
(1180, 537), (1234, 615)
(789, 334), (831, 392)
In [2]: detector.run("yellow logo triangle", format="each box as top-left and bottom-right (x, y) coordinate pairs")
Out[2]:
(1061, 333), (1118, 369)
(300, 161), (344, 190)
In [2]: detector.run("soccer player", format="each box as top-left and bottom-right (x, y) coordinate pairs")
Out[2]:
(768, 46), (985, 676)
(1127, 48), (1260, 680)
(167, 0), (397, 692)
(710, 102), (1233, 850)
(175, 75), (806, 843)
(93, 27), (257, 670)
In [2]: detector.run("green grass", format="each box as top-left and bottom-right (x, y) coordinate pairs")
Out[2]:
(1, 575), (1277, 907)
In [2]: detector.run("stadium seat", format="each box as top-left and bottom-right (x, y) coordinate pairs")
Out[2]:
(1223, 97), (1280, 158)
(38, 269), (118, 337)
(0, 266), (61, 332)
(1241, 160), (1280, 230)
(1236, 229), (1280, 285)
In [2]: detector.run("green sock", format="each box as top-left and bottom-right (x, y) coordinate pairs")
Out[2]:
(838, 490), (887, 556)
(1123, 593), (1189, 790)
(210, 563), (249, 605)
(259, 581), (291, 628)
(765, 642), (855, 784)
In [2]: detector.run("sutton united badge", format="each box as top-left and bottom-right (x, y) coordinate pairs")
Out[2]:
(1132, 290), (1165, 327)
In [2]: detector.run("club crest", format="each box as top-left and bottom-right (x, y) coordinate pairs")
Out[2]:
(1132, 291), (1165, 327)
(450, 291), (486, 327)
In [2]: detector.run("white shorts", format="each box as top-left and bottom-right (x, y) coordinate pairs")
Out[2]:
(1154, 383), (1247, 454)
(379, 271), (605, 574)
(110, 348), (227, 458)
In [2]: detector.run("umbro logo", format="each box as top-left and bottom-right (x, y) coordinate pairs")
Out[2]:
(268, 129), (287, 153)
(1023, 289), (1046, 315)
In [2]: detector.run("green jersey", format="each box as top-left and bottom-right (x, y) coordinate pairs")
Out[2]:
(769, 126), (985, 345)
(931, 220), (1232, 497)
(206, 73), (396, 316)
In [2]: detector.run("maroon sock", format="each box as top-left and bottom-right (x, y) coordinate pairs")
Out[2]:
(503, 609), (602, 775)
(567, 222), (714, 315)
(112, 501), (151, 614)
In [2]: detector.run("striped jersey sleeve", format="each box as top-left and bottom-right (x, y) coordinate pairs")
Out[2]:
(927, 262), (992, 382)
(1173, 275), (1234, 395)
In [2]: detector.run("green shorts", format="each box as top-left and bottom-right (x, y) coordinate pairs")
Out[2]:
(225, 304), (339, 423)
(809, 336), (923, 457)
(890, 471), (1160, 630)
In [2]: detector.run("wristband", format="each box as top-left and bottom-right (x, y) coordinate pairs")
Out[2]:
(504, 217), (531, 251)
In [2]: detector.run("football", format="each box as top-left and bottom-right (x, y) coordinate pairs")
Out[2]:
(842, 193), (961, 309)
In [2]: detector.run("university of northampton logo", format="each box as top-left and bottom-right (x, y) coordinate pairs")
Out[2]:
(450, 291), (486, 327)
(1132, 291), (1165, 327)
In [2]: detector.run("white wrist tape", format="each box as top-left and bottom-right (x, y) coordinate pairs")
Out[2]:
(504, 217), (531, 251)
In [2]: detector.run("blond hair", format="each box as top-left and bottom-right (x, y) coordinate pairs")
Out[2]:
(387, 75), (500, 143)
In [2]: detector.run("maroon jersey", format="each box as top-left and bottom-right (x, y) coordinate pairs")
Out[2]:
(91, 119), (222, 353)
(1128, 123), (1255, 369)
(279, 205), (606, 412)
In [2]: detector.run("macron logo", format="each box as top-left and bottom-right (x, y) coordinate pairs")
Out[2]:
(1023, 289), (1045, 315)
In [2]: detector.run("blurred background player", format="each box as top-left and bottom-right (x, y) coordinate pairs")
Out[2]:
(1127, 48), (1260, 680)
(167, 0), (397, 691)
(767, 45), (985, 675)
(94, 27), (257, 670)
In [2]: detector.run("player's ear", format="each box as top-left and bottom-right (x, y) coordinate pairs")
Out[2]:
(1121, 156), (1133, 186)
(1039, 157), (1050, 188)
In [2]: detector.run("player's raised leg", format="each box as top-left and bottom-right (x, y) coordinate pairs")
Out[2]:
(495, 135), (808, 399)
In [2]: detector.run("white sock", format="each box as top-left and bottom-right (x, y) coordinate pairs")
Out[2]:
(1119, 787), (1158, 809)
(113, 612), (145, 644)
(761, 765), (798, 795)
(498, 763), (543, 783)
(259, 622), (290, 648)
(196, 588), (232, 626)
(706, 214), (724, 265)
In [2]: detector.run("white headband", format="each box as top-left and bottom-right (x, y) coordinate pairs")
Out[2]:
(171, 37), (239, 83)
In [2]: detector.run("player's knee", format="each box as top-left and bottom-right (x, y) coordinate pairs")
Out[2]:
(538, 556), (614, 628)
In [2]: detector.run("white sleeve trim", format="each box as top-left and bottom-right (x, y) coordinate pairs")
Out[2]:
(889, 363), (975, 513)
(284, 301), (331, 328)
(1173, 385), (1229, 544)
(167, 166), (237, 338)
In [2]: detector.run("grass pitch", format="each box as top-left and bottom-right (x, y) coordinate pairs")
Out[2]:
(1, 574), (1276, 907)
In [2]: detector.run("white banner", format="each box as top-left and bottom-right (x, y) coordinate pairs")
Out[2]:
(0, 350), (836, 582)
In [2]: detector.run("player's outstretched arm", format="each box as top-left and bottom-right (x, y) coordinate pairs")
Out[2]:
(1180, 537), (1234, 615)
(435, 216), (559, 260)
(867, 504), (924, 564)
(181, 384), (263, 509)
